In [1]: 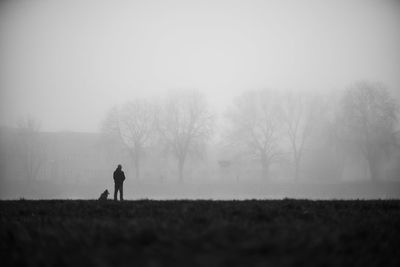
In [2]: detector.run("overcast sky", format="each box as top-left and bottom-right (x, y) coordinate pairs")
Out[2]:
(1, 0), (399, 132)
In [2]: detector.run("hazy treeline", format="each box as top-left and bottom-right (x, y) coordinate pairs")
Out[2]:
(101, 81), (400, 182)
(1, 81), (400, 199)
(102, 90), (213, 182)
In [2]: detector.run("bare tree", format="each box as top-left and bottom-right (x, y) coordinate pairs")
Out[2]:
(226, 90), (282, 179)
(340, 81), (398, 180)
(101, 100), (157, 179)
(157, 90), (214, 182)
(320, 91), (349, 180)
(17, 117), (45, 182)
(101, 106), (121, 138)
(279, 91), (320, 180)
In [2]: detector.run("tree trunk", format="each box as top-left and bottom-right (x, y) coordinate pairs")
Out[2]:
(367, 153), (379, 182)
(131, 146), (141, 180)
(178, 158), (185, 183)
(134, 156), (140, 180)
(261, 161), (270, 179)
(294, 155), (301, 181)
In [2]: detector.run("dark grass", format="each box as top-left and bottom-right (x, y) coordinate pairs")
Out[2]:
(1, 200), (400, 267)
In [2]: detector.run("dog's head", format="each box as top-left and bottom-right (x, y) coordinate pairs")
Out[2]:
(104, 189), (109, 196)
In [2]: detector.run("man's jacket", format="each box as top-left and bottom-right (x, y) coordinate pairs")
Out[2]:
(113, 169), (126, 184)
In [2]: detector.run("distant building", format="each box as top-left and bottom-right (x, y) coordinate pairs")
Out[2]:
(0, 128), (115, 184)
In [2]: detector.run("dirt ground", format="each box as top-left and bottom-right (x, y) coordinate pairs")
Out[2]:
(1, 200), (400, 266)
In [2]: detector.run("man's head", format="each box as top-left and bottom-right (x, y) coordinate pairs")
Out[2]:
(117, 164), (122, 170)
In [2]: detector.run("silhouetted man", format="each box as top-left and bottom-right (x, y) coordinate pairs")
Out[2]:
(113, 164), (126, 201)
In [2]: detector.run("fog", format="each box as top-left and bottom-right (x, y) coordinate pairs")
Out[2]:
(1, 0), (400, 199)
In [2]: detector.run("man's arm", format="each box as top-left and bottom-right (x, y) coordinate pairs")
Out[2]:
(122, 172), (126, 182)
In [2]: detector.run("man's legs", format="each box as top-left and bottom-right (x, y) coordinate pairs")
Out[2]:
(114, 183), (118, 201)
(119, 184), (123, 201)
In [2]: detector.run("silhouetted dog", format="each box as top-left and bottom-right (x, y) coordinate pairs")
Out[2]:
(98, 189), (109, 201)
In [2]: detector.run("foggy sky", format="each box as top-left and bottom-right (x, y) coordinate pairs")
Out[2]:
(1, 0), (399, 132)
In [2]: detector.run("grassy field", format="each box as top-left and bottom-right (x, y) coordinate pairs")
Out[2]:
(1, 200), (400, 267)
